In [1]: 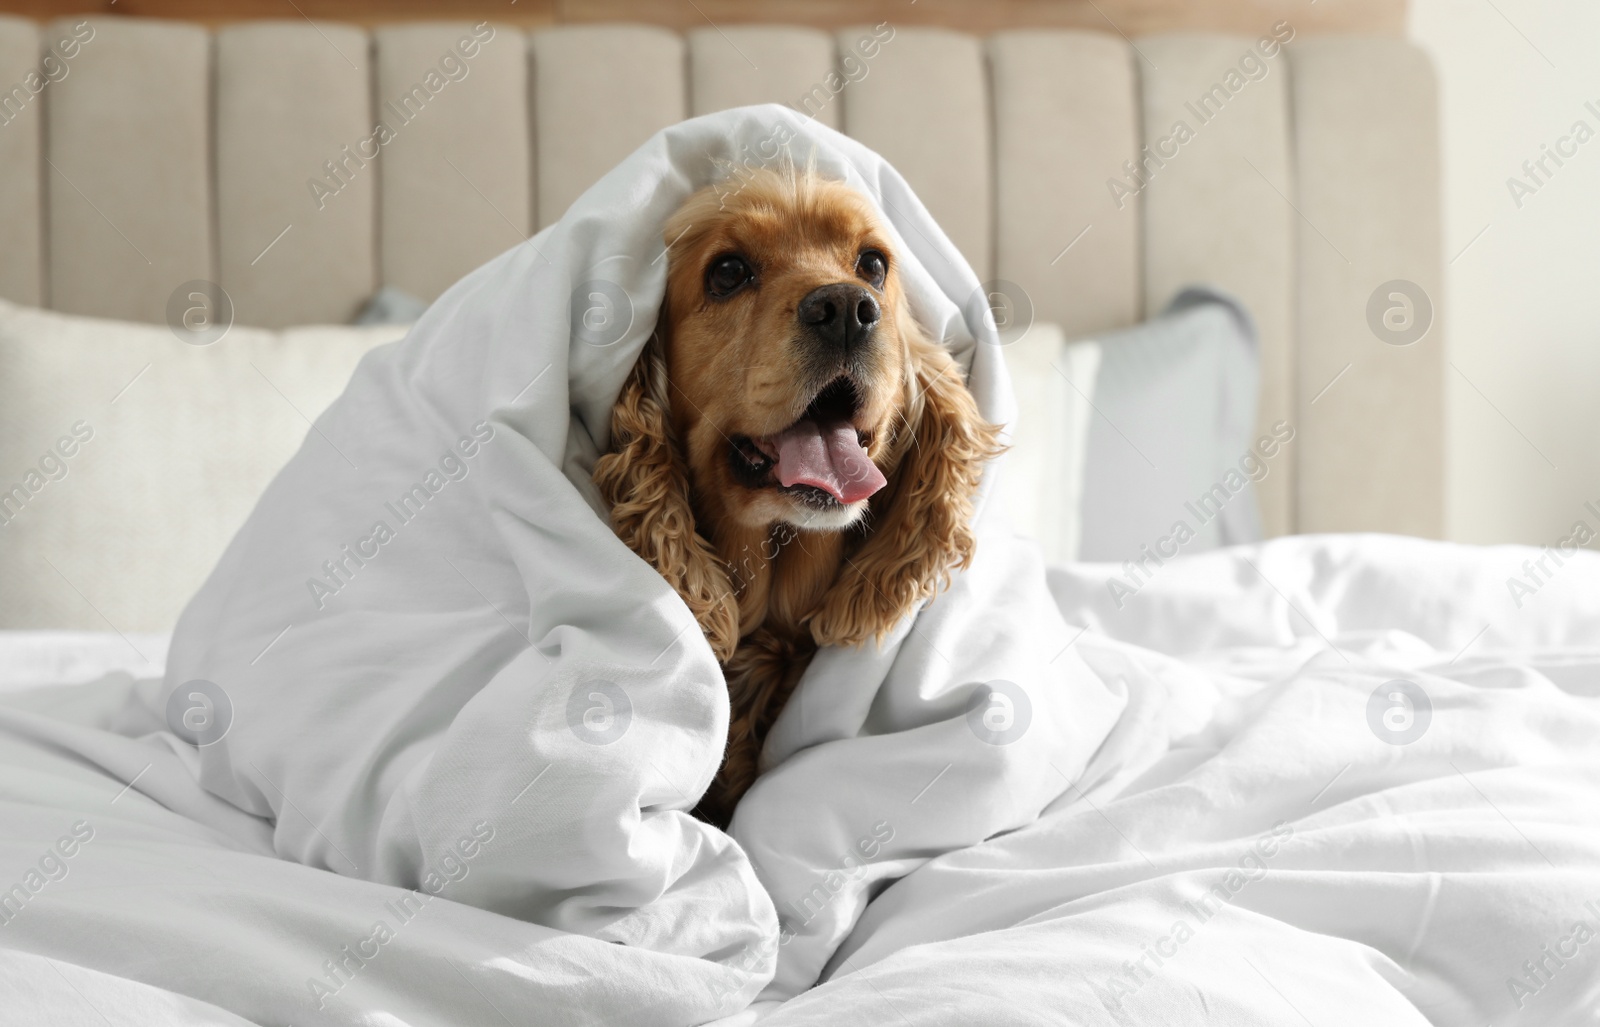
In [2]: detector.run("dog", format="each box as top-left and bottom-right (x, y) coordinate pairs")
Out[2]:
(594, 167), (1002, 826)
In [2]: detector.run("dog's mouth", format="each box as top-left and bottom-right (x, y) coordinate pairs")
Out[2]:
(729, 376), (888, 506)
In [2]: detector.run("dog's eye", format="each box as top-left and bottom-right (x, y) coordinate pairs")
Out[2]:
(856, 250), (888, 289)
(706, 254), (754, 298)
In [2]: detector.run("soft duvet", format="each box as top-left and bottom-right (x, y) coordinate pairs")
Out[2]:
(1, 106), (1597, 1026)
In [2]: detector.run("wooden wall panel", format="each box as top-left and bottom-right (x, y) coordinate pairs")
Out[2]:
(0, 0), (1406, 35)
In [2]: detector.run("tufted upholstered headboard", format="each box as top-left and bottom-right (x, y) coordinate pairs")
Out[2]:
(0, 16), (1442, 542)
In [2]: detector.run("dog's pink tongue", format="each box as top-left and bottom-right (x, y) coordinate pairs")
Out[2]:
(771, 421), (887, 504)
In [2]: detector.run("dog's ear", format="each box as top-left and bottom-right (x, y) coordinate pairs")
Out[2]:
(808, 301), (1003, 648)
(594, 331), (741, 661)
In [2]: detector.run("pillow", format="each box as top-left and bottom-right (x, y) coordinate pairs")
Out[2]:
(0, 299), (408, 632)
(996, 323), (1101, 563)
(1076, 286), (1266, 562)
(352, 286), (430, 325)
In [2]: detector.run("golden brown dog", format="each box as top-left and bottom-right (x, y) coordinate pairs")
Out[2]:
(594, 168), (1001, 826)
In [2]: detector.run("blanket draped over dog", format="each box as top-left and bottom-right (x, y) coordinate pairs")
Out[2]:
(160, 103), (1125, 1001)
(1, 105), (1598, 1026)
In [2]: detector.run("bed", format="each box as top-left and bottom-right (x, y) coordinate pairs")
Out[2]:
(3, 13), (1596, 1027)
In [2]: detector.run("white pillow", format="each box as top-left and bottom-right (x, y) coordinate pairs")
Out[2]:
(996, 290), (1264, 566)
(995, 323), (1101, 563)
(0, 300), (407, 632)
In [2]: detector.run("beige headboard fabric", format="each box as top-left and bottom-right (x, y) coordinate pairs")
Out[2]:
(0, 16), (1443, 545)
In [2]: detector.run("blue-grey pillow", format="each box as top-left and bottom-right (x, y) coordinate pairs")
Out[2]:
(1076, 286), (1276, 562)
(352, 286), (429, 326)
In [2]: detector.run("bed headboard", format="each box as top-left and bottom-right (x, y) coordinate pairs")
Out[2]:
(0, 14), (1442, 547)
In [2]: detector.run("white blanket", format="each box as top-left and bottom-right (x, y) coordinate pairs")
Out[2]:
(744, 534), (1600, 1025)
(160, 103), (1115, 1003)
(4, 533), (1599, 1024)
(1, 102), (1597, 1025)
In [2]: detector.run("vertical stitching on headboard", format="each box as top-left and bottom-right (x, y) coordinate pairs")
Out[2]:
(1283, 40), (1302, 538)
(983, 31), (997, 287)
(206, 24), (219, 293)
(37, 18), (52, 311)
(1130, 36), (1147, 325)
(832, 27), (848, 142)
(366, 27), (381, 306)
(679, 24), (690, 133)
(527, 28), (540, 232)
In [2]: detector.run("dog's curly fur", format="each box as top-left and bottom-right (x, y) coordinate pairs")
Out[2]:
(595, 168), (1002, 826)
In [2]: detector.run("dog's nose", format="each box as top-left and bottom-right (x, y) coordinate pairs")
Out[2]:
(797, 283), (880, 352)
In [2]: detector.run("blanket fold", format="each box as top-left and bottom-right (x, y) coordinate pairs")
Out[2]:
(149, 102), (1126, 999)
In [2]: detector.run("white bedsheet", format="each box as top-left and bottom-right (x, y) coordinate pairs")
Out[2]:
(744, 534), (1600, 1026)
(3, 533), (1598, 1025)
(0, 631), (168, 693)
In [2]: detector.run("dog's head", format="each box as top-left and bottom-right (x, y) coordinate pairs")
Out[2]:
(658, 172), (910, 532)
(596, 167), (1001, 659)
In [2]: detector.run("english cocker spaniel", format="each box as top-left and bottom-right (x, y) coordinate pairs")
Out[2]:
(594, 168), (1002, 826)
